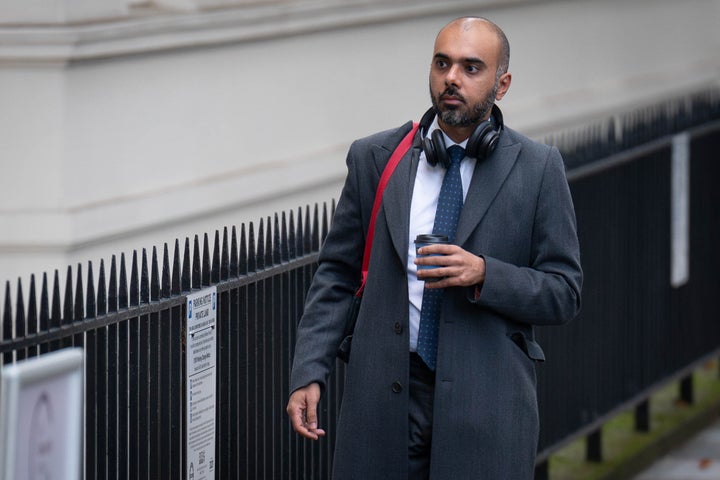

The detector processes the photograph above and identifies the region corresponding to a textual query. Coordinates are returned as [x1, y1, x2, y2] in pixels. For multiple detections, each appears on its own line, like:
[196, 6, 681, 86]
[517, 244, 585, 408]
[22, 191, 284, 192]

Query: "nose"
[445, 64, 461, 87]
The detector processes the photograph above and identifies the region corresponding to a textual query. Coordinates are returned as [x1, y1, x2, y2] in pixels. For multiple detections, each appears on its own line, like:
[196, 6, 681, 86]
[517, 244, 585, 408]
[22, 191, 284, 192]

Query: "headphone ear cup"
[430, 129, 450, 168]
[422, 136, 438, 167]
[466, 121, 500, 160]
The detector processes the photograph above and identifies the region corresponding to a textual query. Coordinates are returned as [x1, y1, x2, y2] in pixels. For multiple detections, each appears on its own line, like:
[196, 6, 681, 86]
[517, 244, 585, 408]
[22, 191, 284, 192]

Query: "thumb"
[305, 385, 320, 427]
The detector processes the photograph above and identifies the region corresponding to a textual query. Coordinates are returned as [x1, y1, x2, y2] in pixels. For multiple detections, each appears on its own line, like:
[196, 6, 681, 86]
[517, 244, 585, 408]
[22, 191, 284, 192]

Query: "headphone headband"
[420, 105, 503, 168]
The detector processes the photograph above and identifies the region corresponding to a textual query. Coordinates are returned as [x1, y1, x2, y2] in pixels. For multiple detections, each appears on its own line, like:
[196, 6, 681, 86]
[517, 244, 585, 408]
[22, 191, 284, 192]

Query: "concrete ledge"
[0, 0, 534, 64]
[597, 399, 720, 480]
[549, 362, 720, 480]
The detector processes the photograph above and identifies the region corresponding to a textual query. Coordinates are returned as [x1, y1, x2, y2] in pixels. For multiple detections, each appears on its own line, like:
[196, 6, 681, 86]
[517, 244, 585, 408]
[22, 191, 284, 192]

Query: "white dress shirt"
[407, 117, 476, 351]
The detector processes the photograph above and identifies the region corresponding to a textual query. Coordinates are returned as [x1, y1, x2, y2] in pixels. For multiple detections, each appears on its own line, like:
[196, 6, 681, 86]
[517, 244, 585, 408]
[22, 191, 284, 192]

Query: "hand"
[287, 382, 326, 440]
[415, 244, 485, 289]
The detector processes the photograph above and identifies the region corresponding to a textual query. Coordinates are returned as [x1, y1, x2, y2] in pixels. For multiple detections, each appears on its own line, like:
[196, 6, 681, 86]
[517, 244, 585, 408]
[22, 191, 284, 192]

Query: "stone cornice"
[0, 0, 531, 65]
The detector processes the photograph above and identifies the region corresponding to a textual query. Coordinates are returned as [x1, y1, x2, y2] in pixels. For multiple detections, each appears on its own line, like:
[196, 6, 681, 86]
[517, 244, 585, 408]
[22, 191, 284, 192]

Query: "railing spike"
[172, 240, 181, 296]
[27, 275, 38, 357]
[321, 202, 329, 242]
[257, 219, 266, 270]
[39, 273, 49, 353]
[63, 265, 73, 328]
[248, 223, 257, 273]
[273, 213, 282, 265]
[141, 249, 150, 304]
[130, 251, 139, 307]
[75, 264, 85, 321]
[97, 259, 107, 316]
[51, 269, 62, 332]
[239, 224, 248, 276]
[108, 255, 118, 313]
[281, 211, 289, 263]
[296, 207, 305, 256]
[312, 203, 320, 251]
[182, 237, 192, 293]
[230, 226, 239, 277]
[288, 210, 297, 259]
[304, 205, 312, 254]
[193, 235, 202, 290]
[203, 232, 212, 287]
[151, 246, 160, 302]
[15, 279, 27, 361]
[211, 230, 220, 285]
[162, 243, 171, 299]
[72, 263, 85, 332]
[265, 216, 273, 267]
[221, 226, 230, 281]
[2, 281, 12, 364]
[86, 263, 96, 319]
[119, 253, 128, 309]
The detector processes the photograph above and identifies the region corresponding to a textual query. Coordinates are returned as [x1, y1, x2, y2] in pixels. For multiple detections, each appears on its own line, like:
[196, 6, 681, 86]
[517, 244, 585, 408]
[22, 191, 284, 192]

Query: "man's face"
[429, 21, 508, 128]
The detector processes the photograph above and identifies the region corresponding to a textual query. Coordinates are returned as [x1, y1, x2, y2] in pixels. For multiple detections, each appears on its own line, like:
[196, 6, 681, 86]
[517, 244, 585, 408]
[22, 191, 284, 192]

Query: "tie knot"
[447, 145, 465, 166]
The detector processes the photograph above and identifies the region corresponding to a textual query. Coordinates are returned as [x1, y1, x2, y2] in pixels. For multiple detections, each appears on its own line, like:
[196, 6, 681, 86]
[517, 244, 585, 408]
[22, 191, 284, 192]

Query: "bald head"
[437, 17, 510, 78]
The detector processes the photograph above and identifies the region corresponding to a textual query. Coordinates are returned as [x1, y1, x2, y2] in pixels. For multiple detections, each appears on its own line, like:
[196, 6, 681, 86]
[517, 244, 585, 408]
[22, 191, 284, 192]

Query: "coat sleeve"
[473, 146, 583, 326]
[289, 141, 367, 394]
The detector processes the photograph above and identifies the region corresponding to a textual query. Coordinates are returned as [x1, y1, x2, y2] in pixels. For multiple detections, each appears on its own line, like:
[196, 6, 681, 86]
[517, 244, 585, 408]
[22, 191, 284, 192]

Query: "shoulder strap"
[356, 122, 419, 297]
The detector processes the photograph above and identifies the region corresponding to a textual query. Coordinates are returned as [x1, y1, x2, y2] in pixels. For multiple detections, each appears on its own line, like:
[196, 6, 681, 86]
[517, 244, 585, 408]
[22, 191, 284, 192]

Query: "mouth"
[439, 90, 465, 107]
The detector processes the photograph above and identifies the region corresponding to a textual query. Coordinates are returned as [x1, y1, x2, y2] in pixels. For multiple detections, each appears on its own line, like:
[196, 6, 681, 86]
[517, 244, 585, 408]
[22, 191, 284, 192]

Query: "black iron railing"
[2, 89, 719, 479]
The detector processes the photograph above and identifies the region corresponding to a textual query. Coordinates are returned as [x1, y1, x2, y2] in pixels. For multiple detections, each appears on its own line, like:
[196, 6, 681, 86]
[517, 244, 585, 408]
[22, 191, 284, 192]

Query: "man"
[287, 16, 582, 479]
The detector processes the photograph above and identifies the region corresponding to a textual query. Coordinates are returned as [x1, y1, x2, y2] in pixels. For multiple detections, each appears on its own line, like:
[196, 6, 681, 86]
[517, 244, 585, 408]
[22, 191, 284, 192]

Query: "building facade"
[1, 0, 719, 292]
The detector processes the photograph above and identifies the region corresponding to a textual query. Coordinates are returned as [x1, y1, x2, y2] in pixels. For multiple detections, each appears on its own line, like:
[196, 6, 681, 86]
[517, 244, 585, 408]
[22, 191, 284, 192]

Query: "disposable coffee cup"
[414, 234, 449, 282]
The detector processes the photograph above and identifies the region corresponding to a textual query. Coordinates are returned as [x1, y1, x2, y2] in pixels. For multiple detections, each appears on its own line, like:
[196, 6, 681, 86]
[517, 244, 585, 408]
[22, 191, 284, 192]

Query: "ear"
[495, 72, 512, 101]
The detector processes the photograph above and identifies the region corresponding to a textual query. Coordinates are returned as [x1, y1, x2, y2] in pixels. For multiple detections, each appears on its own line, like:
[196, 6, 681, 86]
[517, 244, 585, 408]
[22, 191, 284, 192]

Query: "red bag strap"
[356, 122, 420, 297]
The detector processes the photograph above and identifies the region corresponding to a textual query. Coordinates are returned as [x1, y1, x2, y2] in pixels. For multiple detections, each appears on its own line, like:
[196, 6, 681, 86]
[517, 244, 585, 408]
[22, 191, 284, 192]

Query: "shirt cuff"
[467, 284, 483, 303]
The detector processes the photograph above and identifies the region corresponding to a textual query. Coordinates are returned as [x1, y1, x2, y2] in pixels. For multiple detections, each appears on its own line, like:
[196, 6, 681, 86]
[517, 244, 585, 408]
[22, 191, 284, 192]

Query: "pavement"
[633, 419, 720, 480]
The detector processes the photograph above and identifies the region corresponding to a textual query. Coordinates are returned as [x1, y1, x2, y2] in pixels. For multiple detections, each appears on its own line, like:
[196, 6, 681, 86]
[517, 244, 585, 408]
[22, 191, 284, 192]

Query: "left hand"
[415, 244, 485, 289]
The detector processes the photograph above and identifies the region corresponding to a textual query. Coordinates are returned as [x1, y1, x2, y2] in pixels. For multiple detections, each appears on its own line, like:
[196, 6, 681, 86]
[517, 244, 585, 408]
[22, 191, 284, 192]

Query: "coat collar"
[369, 126, 521, 266]
[370, 135, 421, 264]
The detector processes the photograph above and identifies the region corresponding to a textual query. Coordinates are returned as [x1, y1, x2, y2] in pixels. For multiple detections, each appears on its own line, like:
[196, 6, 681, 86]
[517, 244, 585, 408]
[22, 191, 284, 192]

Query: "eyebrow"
[433, 52, 486, 66]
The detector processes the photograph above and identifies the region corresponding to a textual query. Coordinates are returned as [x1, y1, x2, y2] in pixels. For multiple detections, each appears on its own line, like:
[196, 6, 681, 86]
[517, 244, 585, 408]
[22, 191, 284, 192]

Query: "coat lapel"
[455, 132, 521, 247]
[370, 140, 421, 265]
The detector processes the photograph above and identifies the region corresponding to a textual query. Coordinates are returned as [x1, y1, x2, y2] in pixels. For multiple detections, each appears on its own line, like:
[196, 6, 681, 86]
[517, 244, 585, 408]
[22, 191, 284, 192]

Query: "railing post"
[586, 427, 603, 463]
[680, 374, 694, 405]
[534, 459, 549, 480]
[635, 399, 650, 432]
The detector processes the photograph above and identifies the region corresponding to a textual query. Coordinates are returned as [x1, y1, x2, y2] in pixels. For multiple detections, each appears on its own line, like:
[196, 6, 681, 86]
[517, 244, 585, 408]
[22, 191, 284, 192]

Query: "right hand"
[286, 382, 326, 440]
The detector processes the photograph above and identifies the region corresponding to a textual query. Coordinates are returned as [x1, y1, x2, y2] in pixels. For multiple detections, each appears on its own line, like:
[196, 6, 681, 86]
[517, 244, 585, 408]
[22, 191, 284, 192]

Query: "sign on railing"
[0, 348, 84, 480]
[186, 287, 217, 480]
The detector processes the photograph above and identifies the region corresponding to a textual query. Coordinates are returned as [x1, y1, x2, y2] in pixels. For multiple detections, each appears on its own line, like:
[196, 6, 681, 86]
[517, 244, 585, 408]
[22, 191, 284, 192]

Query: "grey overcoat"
[290, 119, 583, 479]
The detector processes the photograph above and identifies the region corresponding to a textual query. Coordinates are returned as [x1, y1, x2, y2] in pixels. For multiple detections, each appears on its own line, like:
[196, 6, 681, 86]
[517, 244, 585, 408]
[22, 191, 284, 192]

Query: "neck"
[438, 121, 474, 144]
[438, 112, 492, 144]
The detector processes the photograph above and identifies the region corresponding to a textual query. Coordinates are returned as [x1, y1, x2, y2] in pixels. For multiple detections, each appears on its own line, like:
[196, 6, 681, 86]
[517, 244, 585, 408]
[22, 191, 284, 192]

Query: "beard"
[430, 80, 498, 127]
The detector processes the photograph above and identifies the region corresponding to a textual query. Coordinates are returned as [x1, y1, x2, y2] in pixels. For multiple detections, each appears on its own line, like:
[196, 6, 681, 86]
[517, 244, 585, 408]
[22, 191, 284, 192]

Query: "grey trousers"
[408, 353, 435, 480]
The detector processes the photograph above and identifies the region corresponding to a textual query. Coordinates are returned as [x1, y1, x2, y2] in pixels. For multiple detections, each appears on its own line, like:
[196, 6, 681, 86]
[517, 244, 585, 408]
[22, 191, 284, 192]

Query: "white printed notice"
[186, 287, 217, 480]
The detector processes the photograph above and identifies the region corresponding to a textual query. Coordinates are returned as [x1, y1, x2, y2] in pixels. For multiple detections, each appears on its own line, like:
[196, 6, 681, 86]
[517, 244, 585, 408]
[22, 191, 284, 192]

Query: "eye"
[435, 59, 448, 69]
[466, 64, 480, 74]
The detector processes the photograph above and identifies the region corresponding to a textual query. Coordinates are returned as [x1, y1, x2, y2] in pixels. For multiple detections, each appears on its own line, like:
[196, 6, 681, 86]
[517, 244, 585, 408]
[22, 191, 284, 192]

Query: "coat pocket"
[508, 331, 545, 362]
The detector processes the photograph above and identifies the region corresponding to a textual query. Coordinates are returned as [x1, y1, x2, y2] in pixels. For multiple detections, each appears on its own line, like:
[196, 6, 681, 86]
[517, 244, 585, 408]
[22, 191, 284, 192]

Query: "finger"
[418, 244, 457, 255]
[287, 401, 306, 431]
[290, 407, 324, 440]
[305, 398, 319, 431]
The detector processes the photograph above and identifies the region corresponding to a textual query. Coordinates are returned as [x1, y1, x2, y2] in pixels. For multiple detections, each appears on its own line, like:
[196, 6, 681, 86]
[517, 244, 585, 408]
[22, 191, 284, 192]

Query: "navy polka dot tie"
[417, 145, 465, 371]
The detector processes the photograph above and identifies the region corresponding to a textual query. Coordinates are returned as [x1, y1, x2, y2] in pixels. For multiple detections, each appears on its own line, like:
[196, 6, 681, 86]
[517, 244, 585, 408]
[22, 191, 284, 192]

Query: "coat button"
[392, 381, 403, 393]
[393, 322, 403, 334]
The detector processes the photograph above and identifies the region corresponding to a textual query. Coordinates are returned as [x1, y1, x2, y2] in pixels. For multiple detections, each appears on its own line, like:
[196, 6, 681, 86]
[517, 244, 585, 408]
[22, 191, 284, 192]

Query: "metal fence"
[1, 90, 719, 479]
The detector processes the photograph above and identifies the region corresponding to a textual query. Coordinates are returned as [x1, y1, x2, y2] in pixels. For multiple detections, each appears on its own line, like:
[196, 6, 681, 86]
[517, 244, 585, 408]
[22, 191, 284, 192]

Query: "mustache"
[439, 87, 465, 102]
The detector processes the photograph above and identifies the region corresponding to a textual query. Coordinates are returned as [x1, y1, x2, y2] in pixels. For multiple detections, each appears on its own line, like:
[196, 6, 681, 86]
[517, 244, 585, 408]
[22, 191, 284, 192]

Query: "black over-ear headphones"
[419, 104, 504, 168]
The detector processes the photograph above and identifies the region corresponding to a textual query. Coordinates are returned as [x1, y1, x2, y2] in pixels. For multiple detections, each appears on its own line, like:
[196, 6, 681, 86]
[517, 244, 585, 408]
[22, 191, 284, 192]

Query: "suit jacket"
[290, 118, 583, 479]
